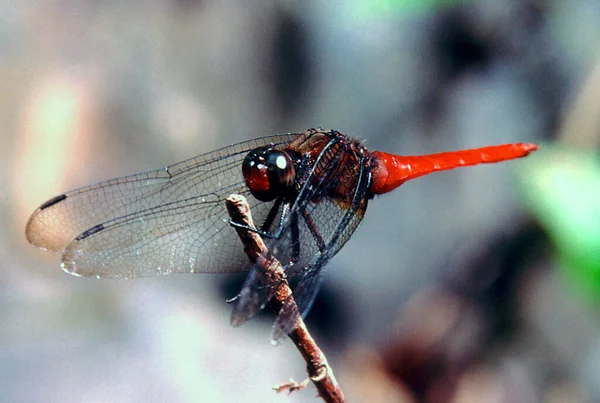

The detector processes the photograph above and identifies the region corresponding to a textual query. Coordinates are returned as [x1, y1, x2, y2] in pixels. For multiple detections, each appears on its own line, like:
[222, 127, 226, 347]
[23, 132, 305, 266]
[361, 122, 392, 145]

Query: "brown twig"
[226, 194, 346, 403]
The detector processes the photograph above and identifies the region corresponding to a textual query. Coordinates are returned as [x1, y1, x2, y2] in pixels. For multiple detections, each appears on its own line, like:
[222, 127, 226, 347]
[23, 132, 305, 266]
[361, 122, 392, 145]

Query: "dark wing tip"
[74, 224, 105, 241]
[38, 194, 67, 210]
[25, 194, 71, 251]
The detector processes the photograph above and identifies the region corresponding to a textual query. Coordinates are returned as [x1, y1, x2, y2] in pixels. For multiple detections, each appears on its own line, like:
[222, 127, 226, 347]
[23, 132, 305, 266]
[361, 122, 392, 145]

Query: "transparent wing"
[269, 191, 368, 340]
[25, 134, 298, 278]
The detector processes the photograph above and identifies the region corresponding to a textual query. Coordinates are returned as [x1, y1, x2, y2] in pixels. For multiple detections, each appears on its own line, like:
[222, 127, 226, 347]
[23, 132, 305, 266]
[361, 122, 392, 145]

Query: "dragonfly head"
[242, 147, 296, 202]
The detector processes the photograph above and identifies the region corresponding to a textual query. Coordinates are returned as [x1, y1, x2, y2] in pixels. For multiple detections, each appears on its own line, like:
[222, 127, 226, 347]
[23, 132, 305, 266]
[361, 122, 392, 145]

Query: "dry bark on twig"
[226, 194, 346, 403]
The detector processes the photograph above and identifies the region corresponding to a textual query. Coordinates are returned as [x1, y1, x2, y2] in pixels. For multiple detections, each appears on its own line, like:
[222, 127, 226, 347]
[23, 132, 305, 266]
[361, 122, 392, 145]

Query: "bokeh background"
[2, 1, 600, 402]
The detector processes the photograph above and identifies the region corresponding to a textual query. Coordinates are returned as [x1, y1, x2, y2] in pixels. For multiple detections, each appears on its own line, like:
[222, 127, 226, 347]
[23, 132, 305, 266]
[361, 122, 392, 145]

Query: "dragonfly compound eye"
[242, 147, 296, 202]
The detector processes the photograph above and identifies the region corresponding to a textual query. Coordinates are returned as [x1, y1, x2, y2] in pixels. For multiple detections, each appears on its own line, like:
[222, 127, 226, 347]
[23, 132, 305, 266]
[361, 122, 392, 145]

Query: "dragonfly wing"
[60, 190, 251, 278]
[271, 274, 322, 342]
[230, 265, 270, 328]
[26, 134, 298, 278]
[269, 194, 368, 340]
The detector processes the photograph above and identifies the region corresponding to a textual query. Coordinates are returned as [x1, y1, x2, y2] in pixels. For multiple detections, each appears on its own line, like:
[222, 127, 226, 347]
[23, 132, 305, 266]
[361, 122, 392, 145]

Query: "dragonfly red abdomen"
[368, 143, 539, 195]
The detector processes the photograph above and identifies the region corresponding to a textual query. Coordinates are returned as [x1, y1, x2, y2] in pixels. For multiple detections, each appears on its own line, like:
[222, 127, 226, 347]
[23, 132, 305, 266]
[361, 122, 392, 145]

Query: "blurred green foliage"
[517, 144, 600, 300]
[353, 0, 474, 18]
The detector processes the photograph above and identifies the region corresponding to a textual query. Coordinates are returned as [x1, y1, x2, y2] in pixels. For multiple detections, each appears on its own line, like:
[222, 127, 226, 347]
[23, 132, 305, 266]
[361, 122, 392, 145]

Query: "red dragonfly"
[26, 128, 537, 339]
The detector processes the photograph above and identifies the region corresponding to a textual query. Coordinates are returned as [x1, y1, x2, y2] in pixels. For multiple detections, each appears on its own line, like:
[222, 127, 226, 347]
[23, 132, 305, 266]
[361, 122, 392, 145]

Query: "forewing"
[25, 134, 298, 278]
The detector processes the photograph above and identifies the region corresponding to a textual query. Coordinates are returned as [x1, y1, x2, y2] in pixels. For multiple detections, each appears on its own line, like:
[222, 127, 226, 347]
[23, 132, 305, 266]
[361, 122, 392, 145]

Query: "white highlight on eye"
[275, 155, 287, 169]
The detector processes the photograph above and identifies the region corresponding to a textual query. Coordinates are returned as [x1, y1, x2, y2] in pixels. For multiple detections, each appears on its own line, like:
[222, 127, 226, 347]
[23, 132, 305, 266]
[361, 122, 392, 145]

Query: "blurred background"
[2, 0, 600, 402]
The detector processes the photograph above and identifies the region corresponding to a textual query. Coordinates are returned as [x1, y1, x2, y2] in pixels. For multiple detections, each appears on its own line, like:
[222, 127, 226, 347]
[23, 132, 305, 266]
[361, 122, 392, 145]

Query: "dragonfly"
[25, 128, 537, 339]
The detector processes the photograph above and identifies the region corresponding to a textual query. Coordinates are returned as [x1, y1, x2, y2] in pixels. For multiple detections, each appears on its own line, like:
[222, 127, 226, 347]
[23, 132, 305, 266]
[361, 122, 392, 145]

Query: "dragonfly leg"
[228, 196, 291, 240]
[290, 213, 300, 264]
[259, 196, 284, 233]
[301, 210, 327, 253]
[226, 294, 239, 303]
[272, 201, 291, 236]
[228, 220, 277, 239]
